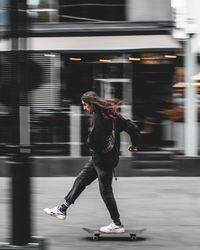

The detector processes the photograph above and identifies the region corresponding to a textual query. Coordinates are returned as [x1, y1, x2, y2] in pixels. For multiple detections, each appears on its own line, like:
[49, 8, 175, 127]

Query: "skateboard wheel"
[93, 235, 99, 241]
[130, 234, 137, 241]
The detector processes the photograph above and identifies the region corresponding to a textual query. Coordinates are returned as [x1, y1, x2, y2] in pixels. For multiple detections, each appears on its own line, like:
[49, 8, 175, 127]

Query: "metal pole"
[184, 0, 198, 156]
[9, 0, 31, 245]
[184, 34, 198, 156]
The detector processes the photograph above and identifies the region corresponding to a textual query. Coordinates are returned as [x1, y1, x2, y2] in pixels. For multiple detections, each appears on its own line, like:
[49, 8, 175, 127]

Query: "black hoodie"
[87, 110, 140, 156]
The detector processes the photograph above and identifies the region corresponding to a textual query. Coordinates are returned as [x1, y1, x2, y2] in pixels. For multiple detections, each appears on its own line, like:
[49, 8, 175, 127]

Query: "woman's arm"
[118, 116, 140, 148]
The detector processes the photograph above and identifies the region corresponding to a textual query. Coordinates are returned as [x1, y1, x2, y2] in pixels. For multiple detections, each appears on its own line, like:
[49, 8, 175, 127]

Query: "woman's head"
[81, 91, 97, 114]
[82, 100, 95, 114]
[81, 91, 122, 119]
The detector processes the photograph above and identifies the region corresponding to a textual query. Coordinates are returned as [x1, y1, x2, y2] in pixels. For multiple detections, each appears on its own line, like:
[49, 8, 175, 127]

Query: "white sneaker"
[43, 206, 66, 220]
[100, 222, 125, 233]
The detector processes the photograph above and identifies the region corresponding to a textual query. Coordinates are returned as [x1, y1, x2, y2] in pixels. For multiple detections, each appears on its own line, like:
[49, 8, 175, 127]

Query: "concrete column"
[184, 35, 198, 156]
[70, 105, 81, 157]
[20, 106, 30, 146]
[120, 105, 132, 156]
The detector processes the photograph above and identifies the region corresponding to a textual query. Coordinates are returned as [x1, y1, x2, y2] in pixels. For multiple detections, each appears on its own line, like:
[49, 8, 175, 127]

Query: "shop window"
[0, 51, 178, 155]
[59, 0, 125, 22]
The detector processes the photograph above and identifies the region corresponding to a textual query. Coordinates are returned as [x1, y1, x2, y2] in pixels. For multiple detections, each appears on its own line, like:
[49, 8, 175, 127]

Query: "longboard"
[82, 227, 146, 241]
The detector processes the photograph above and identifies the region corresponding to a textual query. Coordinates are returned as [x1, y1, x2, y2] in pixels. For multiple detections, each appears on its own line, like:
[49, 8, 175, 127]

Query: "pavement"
[1, 177, 200, 250]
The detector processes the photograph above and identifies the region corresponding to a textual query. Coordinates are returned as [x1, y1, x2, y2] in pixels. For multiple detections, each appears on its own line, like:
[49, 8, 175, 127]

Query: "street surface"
[1, 177, 200, 250]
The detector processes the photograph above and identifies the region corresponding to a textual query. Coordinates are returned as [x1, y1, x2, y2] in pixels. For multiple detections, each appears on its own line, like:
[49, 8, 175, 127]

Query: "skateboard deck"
[82, 227, 146, 241]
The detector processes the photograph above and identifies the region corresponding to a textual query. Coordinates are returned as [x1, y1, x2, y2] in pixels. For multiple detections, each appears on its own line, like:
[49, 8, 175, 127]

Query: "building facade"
[0, 0, 184, 159]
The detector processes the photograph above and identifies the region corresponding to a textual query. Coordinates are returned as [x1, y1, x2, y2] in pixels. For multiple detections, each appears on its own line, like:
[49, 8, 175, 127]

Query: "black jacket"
[87, 110, 140, 156]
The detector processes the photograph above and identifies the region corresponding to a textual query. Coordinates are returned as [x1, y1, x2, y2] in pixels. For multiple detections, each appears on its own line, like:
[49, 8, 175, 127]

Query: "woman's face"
[82, 101, 95, 113]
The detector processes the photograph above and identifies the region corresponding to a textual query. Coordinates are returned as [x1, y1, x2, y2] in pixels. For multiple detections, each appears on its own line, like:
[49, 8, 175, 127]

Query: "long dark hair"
[81, 91, 122, 119]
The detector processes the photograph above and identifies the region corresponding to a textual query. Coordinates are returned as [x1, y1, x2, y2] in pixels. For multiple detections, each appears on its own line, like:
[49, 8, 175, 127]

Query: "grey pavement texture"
[1, 177, 200, 250]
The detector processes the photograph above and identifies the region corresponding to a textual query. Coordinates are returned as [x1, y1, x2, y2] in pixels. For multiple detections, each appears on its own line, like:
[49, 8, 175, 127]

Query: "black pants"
[64, 158, 120, 221]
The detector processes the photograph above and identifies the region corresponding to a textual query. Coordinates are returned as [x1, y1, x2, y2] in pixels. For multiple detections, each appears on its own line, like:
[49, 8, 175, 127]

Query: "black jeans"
[64, 158, 120, 221]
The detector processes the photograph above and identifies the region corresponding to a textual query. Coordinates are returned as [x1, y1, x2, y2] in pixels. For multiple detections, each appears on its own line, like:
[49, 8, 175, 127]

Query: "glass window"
[28, 0, 59, 23]
[0, 51, 177, 155]
[0, 0, 10, 25]
[27, 0, 172, 24]
[30, 52, 175, 155]
[59, 0, 125, 22]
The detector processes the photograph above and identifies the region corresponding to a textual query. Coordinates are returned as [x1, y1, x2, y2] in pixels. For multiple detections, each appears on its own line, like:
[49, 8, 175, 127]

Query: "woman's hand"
[128, 145, 138, 152]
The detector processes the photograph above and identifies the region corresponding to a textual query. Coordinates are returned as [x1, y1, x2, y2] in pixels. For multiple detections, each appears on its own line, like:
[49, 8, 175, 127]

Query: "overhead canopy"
[27, 34, 181, 52]
[0, 34, 181, 52]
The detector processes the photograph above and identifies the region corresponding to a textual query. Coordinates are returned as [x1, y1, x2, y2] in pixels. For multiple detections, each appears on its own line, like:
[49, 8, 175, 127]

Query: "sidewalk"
[1, 177, 200, 250]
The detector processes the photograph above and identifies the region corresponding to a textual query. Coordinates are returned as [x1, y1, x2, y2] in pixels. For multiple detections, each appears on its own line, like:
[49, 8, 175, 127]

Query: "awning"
[0, 34, 181, 52]
[27, 34, 181, 51]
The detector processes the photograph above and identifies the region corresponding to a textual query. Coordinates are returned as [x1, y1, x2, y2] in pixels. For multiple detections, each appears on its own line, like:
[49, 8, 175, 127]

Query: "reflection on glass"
[28, 0, 58, 22]
[0, 0, 10, 25]
[59, 0, 125, 23]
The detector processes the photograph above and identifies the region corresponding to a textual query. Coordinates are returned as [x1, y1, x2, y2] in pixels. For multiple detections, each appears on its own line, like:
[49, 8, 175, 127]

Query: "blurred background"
[0, 0, 200, 174]
[0, 0, 200, 163]
[0, 0, 200, 248]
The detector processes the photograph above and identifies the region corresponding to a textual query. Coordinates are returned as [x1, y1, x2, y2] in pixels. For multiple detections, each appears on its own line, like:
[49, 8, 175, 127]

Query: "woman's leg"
[43, 159, 98, 219]
[95, 166, 120, 222]
[64, 159, 97, 205]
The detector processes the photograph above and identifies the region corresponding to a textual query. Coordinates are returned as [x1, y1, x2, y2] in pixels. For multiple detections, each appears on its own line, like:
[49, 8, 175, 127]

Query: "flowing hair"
[81, 91, 122, 119]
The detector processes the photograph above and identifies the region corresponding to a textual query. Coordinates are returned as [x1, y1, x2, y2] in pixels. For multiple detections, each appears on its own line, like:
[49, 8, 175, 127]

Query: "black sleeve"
[118, 116, 140, 146]
[87, 112, 107, 152]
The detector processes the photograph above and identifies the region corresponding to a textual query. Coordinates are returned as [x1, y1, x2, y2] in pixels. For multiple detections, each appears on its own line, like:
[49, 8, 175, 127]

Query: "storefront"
[11, 34, 180, 156]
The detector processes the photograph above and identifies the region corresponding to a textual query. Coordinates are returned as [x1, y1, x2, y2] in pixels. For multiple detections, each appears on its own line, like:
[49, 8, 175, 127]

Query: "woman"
[44, 91, 140, 233]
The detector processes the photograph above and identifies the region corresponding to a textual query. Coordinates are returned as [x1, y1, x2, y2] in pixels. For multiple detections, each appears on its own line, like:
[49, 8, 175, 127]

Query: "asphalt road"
[1, 177, 200, 250]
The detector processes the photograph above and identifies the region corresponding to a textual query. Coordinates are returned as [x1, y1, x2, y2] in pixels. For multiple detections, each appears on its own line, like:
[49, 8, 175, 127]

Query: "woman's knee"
[99, 178, 113, 196]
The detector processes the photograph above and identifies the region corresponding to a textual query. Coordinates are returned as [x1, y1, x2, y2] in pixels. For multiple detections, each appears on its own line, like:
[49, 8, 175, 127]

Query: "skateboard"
[82, 227, 146, 241]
